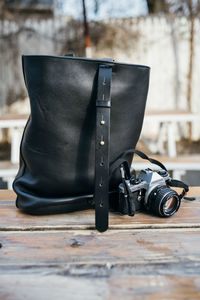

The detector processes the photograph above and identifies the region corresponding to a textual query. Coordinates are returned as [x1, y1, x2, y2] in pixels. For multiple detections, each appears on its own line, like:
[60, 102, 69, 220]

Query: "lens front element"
[148, 186, 180, 217]
[163, 196, 177, 214]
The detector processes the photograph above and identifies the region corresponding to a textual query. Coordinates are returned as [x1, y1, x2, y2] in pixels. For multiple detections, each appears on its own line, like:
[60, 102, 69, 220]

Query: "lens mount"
[148, 185, 180, 217]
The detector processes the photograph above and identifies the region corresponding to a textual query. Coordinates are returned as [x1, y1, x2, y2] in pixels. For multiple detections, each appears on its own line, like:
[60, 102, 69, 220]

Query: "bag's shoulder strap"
[95, 64, 112, 232]
[63, 56, 113, 231]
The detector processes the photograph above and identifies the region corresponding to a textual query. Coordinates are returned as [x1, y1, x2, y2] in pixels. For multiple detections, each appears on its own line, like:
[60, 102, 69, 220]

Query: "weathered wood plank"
[1, 229, 200, 266]
[0, 264, 200, 300]
[0, 189, 200, 230]
[1, 229, 200, 298]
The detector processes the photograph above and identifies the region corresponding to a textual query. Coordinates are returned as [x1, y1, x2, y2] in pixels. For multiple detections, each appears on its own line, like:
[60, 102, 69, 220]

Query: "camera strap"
[166, 179, 189, 200]
[110, 149, 167, 176]
[120, 162, 136, 216]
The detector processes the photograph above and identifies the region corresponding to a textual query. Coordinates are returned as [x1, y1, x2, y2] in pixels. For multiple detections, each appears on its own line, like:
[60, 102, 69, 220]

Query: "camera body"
[119, 168, 180, 217]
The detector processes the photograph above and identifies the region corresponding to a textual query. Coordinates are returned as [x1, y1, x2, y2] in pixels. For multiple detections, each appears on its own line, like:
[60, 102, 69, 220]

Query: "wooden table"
[1, 188, 200, 299]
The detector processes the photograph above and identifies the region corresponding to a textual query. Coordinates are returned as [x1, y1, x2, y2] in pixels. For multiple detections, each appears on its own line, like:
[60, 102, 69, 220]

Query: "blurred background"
[0, 0, 200, 189]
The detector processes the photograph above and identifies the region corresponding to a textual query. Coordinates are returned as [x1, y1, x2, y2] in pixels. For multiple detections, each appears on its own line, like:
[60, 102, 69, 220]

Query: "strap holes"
[100, 162, 104, 167]
[99, 183, 103, 187]
[100, 202, 103, 208]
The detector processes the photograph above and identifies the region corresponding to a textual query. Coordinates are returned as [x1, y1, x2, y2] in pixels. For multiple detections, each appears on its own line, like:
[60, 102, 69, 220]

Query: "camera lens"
[148, 186, 180, 217]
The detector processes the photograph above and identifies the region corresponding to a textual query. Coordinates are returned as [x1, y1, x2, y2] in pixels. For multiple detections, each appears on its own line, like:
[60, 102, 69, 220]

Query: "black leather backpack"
[13, 54, 150, 232]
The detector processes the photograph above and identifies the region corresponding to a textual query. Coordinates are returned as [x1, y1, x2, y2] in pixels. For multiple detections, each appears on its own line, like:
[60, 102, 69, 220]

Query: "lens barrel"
[148, 185, 180, 217]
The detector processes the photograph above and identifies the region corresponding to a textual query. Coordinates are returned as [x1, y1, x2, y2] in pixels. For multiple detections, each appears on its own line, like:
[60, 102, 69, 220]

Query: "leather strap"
[95, 65, 112, 232]
[167, 178, 189, 200]
[110, 149, 167, 176]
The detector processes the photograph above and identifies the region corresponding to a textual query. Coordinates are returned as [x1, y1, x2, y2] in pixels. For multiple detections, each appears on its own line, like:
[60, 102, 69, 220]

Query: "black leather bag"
[13, 55, 150, 232]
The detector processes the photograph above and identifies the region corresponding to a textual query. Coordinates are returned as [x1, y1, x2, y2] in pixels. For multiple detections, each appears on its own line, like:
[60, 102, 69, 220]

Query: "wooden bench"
[0, 114, 28, 188]
[144, 110, 199, 157]
[0, 188, 200, 299]
[1, 154, 200, 189]
[132, 154, 200, 180]
[0, 113, 28, 164]
[0, 161, 18, 189]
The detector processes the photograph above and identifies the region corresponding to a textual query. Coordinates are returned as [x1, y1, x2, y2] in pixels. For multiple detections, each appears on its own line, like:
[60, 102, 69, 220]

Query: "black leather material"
[13, 55, 150, 230]
[95, 65, 112, 232]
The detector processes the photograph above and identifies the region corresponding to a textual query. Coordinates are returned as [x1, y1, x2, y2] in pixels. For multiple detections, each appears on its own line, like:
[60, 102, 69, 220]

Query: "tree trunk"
[147, 0, 167, 14]
[187, 14, 194, 139]
[82, 0, 91, 57]
[168, 16, 180, 109]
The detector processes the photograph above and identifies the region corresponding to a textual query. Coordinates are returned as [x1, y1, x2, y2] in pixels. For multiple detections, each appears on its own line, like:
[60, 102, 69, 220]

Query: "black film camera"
[119, 167, 182, 217]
